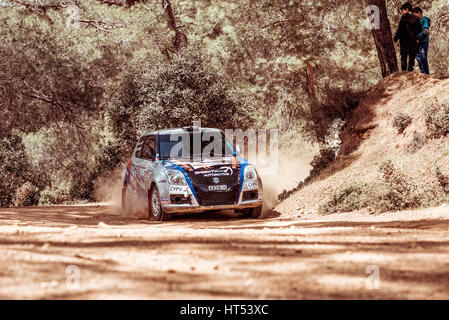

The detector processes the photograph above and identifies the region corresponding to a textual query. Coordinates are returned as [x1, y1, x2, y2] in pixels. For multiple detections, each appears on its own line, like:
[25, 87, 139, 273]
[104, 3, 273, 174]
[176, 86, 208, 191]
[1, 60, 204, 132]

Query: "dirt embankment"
[276, 72, 449, 217]
[1, 204, 449, 299]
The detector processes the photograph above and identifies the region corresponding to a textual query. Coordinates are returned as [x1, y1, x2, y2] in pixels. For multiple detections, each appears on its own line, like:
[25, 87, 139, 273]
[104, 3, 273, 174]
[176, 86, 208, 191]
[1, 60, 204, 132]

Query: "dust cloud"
[93, 165, 147, 219]
[256, 154, 312, 217]
[94, 165, 124, 208]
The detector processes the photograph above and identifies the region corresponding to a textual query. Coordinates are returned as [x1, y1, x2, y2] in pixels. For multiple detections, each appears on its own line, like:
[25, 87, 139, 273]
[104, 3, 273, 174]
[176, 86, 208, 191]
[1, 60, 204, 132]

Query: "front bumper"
[162, 199, 263, 214]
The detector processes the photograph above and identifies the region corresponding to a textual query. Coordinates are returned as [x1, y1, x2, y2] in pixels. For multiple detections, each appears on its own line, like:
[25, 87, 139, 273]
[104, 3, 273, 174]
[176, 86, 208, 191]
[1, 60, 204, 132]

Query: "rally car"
[121, 126, 263, 220]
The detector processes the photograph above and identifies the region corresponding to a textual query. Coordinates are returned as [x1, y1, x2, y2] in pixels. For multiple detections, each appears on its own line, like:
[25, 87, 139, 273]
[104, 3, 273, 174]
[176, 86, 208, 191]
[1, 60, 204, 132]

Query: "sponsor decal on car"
[160, 196, 170, 205]
[169, 186, 190, 193]
[195, 166, 234, 177]
[247, 182, 258, 189]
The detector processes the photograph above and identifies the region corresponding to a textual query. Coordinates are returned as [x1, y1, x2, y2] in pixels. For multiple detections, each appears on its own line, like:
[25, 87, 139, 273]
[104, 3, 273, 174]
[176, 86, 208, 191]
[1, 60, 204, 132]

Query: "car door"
[138, 135, 157, 192]
[128, 136, 145, 192]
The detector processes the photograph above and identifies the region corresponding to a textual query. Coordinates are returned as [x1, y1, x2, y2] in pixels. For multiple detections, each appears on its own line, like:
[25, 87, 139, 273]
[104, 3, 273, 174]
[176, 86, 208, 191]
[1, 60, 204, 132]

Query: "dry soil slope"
[276, 72, 449, 217]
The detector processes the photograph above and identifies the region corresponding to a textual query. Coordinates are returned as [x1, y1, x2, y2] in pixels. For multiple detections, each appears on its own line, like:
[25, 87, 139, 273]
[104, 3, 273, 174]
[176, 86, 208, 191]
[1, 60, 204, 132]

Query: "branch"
[98, 0, 140, 6]
[22, 81, 92, 151]
[79, 19, 126, 32]
[161, 0, 187, 52]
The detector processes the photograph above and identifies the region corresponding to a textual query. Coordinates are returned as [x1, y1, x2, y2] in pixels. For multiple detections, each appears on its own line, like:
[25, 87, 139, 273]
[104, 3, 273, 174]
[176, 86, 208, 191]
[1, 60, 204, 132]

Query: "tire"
[238, 206, 262, 219]
[148, 187, 172, 221]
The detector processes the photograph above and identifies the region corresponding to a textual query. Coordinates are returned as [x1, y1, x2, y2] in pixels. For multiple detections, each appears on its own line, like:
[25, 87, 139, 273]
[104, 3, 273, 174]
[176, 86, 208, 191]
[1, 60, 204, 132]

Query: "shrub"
[434, 165, 449, 194]
[392, 112, 412, 134]
[277, 182, 304, 202]
[13, 182, 39, 207]
[309, 147, 336, 178]
[319, 183, 369, 214]
[407, 131, 427, 153]
[38, 186, 71, 206]
[0, 134, 36, 207]
[375, 160, 423, 212]
[424, 99, 449, 138]
[317, 160, 445, 214]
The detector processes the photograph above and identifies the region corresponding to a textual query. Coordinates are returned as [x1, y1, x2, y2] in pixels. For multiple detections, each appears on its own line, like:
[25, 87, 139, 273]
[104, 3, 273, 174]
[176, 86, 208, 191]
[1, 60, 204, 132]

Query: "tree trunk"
[366, 0, 398, 77]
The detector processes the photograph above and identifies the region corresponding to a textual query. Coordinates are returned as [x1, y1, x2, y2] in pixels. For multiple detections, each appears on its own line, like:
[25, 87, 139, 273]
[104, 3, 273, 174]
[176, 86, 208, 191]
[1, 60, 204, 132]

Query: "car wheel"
[148, 187, 172, 221]
[238, 206, 262, 219]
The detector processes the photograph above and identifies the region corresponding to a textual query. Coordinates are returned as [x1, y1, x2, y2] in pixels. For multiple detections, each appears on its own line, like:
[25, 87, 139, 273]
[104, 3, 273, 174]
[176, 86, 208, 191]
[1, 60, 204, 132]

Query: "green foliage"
[375, 160, 423, 211]
[371, 161, 437, 212]
[0, 11, 110, 134]
[108, 50, 256, 152]
[319, 183, 369, 215]
[309, 147, 336, 178]
[0, 4, 123, 204]
[424, 99, 449, 138]
[407, 131, 427, 153]
[392, 112, 412, 134]
[38, 184, 72, 206]
[106, 76, 141, 156]
[14, 182, 40, 207]
[319, 160, 445, 214]
[73, 140, 123, 200]
[434, 165, 449, 194]
[0, 134, 36, 207]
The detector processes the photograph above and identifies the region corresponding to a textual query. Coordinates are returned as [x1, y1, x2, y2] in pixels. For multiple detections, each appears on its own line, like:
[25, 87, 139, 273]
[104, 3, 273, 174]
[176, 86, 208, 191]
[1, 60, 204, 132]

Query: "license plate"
[208, 185, 227, 191]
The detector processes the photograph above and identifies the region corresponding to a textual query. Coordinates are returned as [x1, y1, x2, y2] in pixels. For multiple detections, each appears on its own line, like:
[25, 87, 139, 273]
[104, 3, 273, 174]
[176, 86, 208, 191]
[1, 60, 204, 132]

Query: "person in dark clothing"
[413, 7, 431, 75]
[394, 2, 422, 72]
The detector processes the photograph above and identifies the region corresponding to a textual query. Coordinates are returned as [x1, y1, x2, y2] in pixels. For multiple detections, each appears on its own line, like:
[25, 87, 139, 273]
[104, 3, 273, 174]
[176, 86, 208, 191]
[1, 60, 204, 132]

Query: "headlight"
[244, 165, 258, 180]
[167, 170, 187, 186]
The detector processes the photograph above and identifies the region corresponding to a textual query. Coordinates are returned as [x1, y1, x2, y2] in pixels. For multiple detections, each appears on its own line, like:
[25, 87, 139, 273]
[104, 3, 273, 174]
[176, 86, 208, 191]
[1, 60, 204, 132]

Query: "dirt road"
[1, 204, 449, 299]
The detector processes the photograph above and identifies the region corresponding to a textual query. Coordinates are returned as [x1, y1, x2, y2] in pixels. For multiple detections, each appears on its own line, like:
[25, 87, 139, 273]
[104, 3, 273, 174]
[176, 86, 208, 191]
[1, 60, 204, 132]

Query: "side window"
[141, 136, 156, 160]
[134, 136, 145, 158]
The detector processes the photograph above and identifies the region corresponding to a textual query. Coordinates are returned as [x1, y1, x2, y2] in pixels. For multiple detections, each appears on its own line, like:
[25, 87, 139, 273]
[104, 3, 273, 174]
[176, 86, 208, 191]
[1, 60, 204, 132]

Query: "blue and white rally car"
[121, 126, 263, 220]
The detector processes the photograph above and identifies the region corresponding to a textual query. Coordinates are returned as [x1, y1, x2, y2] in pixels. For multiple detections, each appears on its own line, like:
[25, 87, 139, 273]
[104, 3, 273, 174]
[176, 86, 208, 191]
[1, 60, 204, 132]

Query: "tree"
[107, 50, 256, 153]
[366, 0, 399, 77]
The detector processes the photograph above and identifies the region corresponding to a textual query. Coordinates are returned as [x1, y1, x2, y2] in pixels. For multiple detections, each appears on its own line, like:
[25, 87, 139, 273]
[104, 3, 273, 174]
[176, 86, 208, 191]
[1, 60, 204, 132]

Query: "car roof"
[142, 127, 223, 136]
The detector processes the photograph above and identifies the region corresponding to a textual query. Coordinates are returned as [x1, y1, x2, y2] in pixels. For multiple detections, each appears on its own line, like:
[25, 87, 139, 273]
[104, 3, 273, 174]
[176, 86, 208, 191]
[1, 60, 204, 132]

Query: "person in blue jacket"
[413, 7, 431, 75]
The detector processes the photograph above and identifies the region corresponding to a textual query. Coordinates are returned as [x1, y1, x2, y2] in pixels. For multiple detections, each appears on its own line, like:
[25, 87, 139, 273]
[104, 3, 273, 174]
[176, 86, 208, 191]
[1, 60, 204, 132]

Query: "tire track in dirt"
[1, 205, 449, 299]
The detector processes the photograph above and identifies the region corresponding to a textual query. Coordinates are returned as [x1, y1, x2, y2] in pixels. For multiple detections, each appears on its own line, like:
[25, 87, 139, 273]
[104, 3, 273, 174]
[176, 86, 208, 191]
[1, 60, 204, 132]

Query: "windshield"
[159, 131, 234, 160]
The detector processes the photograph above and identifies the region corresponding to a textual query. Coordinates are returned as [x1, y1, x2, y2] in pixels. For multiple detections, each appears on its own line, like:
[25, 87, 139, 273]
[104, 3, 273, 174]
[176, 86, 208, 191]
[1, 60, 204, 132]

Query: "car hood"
[162, 156, 248, 187]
